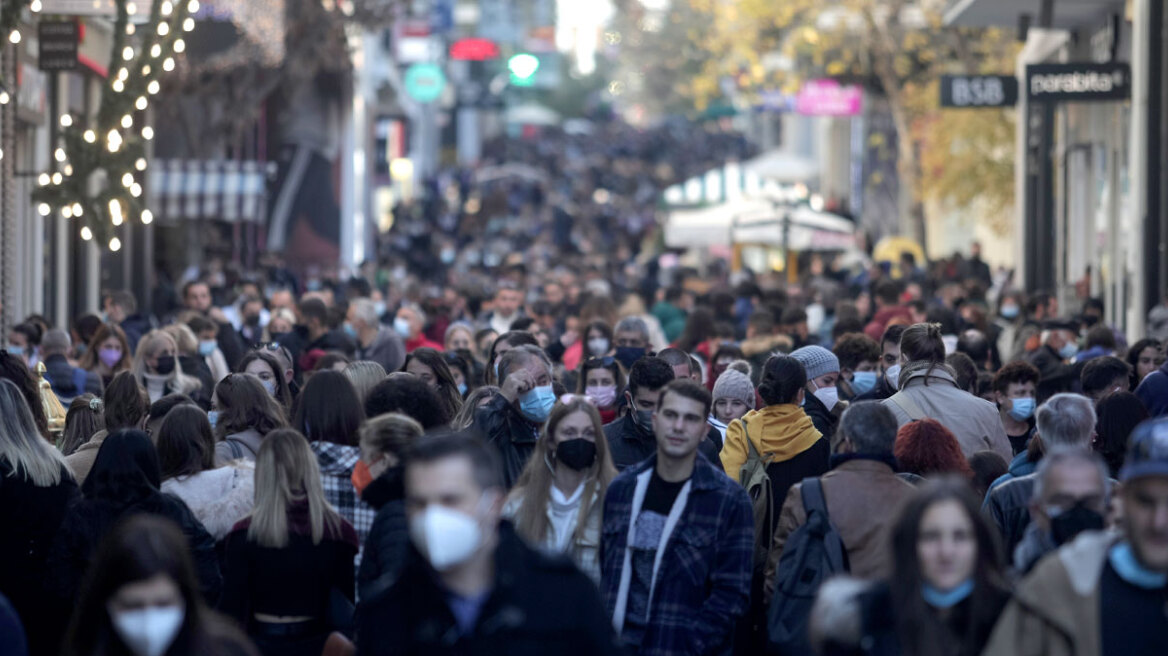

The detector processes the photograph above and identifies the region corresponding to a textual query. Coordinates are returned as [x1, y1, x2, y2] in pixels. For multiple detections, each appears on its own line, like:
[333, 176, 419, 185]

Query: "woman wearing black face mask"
[503, 399, 617, 583]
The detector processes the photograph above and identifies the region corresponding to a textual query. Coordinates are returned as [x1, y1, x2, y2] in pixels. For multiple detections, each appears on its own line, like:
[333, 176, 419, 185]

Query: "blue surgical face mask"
[343, 322, 358, 338]
[1059, 342, 1080, 360]
[261, 379, 277, 397]
[197, 340, 216, 357]
[1000, 305, 1020, 320]
[519, 385, 556, 423]
[393, 317, 412, 338]
[458, 382, 468, 396]
[6, 345, 25, 357]
[850, 371, 878, 396]
[1109, 542, 1168, 589]
[372, 301, 387, 318]
[1007, 397, 1035, 422]
[207, 410, 220, 430]
[922, 579, 974, 608]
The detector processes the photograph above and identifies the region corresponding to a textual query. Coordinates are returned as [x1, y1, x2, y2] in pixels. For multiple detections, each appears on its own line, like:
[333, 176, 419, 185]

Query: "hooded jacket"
[161, 463, 256, 541]
[883, 366, 1012, 461]
[981, 531, 1118, 656]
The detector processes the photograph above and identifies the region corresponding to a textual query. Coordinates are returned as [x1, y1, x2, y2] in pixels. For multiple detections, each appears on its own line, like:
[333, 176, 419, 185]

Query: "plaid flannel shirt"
[311, 441, 376, 567]
[601, 453, 754, 656]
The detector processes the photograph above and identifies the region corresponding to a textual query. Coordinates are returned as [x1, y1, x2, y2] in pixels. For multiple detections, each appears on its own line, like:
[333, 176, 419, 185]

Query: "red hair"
[894, 418, 973, 478]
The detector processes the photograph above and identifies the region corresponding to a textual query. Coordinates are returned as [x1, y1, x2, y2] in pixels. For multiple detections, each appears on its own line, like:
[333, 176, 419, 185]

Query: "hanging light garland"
[31, 0, 197, 249]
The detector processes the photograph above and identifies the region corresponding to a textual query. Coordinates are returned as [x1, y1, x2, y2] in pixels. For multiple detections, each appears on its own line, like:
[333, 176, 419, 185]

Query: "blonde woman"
[503, 398, 617, 583]
[343, 360, 387, 406]
[130, 330, 205, 405]
[220, 429, 358, 656]
[0, 378, 78, 654]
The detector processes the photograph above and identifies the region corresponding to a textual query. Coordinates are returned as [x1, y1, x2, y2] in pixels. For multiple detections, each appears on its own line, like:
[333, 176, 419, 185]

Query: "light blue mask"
[519, 385, 556, 423]
[343, 322, 358, 338]
[197, 340, 217, 357]
[458, 382, 468, 396]
[921, 579, 974, 608]
[1059, 342, 1080, 360]
[5, 345, 25, 357]
[885, 364, 902, 389]
[1000, 305, 1020, 320]
[1007, 397, 1036, 422]
[850, 371, 878, 396]
[207, 410, 220, 430]
[1109, 542, 1168, 589]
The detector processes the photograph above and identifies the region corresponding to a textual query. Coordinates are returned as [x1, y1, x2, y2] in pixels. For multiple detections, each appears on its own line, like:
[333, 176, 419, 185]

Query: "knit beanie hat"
[712, 361, 756, 410]
[790, 345, 840, 381]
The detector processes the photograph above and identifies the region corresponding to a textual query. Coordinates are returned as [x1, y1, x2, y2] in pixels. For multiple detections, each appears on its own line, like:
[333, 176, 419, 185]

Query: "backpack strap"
[889, 392, 928, 421]
[799, 477, 847, 570]
[800, 477, 828, 515]
[741, 416, 771, 464]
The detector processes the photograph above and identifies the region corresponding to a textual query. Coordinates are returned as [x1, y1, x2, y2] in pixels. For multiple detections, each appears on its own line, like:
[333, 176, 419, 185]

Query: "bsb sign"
[1026, 62, 1131, 102]
[940, 75, 1017, 108]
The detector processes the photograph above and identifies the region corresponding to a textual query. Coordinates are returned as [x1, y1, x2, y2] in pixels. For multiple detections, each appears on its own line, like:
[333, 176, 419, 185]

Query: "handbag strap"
[890, 393, 928, 421]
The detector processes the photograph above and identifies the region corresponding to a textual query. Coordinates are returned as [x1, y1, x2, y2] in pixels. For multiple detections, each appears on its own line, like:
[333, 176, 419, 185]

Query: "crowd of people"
[2, 122, 1168, 656]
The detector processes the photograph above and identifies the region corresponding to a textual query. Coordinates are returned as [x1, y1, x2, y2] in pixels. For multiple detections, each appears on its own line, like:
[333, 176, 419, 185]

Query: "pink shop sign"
[795, 80, 863, 117]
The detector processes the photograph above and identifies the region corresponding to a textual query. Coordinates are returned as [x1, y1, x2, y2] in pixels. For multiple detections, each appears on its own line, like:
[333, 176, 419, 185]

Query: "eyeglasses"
[585, 356, 616, 368]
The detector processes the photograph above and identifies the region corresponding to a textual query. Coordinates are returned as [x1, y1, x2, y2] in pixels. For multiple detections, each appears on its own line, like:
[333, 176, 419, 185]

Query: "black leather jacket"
[470, 395, 539, 489]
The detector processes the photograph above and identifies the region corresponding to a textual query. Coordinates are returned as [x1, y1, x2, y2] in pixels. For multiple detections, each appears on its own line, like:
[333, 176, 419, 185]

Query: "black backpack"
[766, 477, 849, 655]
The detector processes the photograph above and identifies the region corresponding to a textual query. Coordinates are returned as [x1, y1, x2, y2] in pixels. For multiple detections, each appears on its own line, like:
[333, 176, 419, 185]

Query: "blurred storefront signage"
[38, 21, 79, 72]
[450, 38, 499, 61]
[940, 75, 1018, 107]
[404, 63, 447, 104]
[40, 0, 116, 16]
[795, 80, 862, 117]
[1026, 62, 1131, 102]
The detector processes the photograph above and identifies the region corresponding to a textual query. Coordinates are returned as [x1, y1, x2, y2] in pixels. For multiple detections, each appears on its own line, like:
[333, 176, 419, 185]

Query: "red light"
[450, 38, 500, 61]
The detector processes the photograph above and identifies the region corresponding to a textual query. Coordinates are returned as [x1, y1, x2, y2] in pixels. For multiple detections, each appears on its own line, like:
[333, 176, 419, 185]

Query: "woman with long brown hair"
[810, 479, 1010, 656]
[79, 322, 133, 388]
[502, 399, 617, 583]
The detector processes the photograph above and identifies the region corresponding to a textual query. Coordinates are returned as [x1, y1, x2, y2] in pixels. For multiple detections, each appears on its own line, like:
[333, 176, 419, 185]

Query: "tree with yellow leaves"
[633, 0, 1017, 244]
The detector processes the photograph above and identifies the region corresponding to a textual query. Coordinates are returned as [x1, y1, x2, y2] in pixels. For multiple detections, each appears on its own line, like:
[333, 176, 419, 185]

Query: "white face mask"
[109, 605, 185, 656]
[587, 337, 610, 357]
[409, 503, 484, 571]
[812, 383, 839, 412]
[885, 364, 902, 389]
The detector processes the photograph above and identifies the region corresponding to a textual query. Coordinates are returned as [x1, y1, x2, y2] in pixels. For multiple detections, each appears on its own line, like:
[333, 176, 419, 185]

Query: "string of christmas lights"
[30, 0, 197, 251]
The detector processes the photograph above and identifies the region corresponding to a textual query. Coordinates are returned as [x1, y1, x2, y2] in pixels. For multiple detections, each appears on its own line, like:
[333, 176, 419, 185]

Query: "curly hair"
[894, 418, 973, 478]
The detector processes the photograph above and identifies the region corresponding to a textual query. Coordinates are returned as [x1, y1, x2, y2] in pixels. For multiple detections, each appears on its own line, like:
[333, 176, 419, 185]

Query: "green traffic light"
[508, 53, 540, 86]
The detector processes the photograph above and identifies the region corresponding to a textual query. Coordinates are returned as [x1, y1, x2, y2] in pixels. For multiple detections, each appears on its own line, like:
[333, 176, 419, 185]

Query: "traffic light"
[507, 53, 540, 87]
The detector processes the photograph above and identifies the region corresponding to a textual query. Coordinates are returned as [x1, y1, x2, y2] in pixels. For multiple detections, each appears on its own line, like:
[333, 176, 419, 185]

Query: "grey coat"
[883, 367, 1012, 461]
[357, 326, 407, 374]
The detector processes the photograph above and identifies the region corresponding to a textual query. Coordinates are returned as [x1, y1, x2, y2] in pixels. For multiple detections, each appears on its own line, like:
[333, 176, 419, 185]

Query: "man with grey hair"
[1013, 449, 1110, 574]
[347, 298, 405, 374]
[613, 316, 651, 370]
[472, 344, 555, 488]
[763, 402, 916, 601]
[985, 393, 1098, 557]
[40, 328, 102, 401]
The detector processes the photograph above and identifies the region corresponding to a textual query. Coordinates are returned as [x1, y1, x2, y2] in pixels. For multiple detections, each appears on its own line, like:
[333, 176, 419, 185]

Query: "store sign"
[38, 21, 79, 71]
[1026, 62, 1131, 102]
[940, 75, 1018, 108]
[403, 63, 447, 104]
[795, 80, 862, 117]
[450, 38, 499, 61]
[40, 0, 116, 16]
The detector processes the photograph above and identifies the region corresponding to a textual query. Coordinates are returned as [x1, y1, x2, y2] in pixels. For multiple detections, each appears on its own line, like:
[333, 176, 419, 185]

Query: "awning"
[147, 159, 270, 223]
[944, 0, 1124, 29]
[665, 198, 856, 251]
[661, 150, 820, 208]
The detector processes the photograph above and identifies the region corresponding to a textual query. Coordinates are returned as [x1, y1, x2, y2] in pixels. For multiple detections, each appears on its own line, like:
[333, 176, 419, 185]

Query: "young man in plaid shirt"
[602, 379, 754, 656]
